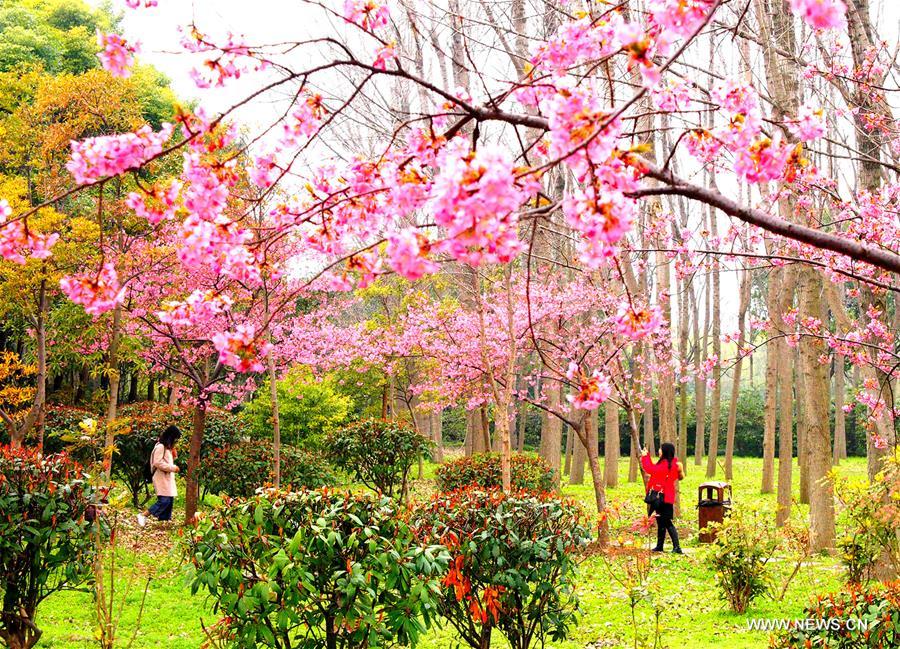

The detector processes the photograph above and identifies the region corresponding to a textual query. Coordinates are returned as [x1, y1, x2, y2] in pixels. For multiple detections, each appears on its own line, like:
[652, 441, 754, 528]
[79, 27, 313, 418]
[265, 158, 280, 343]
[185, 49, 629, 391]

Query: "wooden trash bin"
[697, 481, 732, 543]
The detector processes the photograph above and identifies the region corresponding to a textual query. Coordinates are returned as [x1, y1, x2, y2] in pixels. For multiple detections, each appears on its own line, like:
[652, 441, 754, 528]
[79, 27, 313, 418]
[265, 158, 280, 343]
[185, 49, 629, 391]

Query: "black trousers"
[650, 502, 680, 550]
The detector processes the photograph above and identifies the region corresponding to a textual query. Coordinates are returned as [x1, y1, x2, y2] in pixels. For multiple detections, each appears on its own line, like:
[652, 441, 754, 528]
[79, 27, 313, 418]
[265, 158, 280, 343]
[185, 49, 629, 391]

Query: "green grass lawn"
[36, 456, 866, 648]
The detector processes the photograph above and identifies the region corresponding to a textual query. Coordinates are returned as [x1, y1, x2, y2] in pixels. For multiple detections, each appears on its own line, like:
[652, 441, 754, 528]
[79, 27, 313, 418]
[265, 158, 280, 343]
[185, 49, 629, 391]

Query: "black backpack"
[142, 442, 159, 483]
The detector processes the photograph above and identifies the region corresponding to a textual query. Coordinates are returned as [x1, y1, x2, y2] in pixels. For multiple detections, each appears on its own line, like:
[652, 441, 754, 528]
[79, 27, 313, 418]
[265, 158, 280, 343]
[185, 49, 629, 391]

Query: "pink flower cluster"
[124, 0, 157, 7]
[157, 289, 233, 327]
[733, 136, 791, 183]
[788, 103, 827, 141]
[788, 0, 847, 30]
[59, 262, 125, 316]
[563, 180, 635, 267]
[212, 324, 272, 372]
[97, 31, 138, 78]
[386, 229, 438, 280]
[0, 200, 59, 264]
[429, 141, 529, 265]
[543, 86, 621, 178]
[566, 362, 612, 410]
[181, 29, 265, 89]
[614, 303, 664, 340]
[373, 42, 397, 70]
[67, 123, 173, 185]
[648, 0, 717, 39]
[281, 94, 326, 147]
[126, 179, 182, 224]
[343, 0, 389, 31]
[685, 129, 723, 162]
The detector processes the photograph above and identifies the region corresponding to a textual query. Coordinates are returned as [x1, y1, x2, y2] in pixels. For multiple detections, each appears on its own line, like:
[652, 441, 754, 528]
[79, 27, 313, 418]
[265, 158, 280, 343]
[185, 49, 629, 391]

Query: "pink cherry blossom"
[249, 153, 281, 188]
[97, 31, 139, 78]
[429, 141, 529, 265]
[788, 0, 847, 30]
[872, 432, 889, 450]
[649, 0, 716, 38]
[685, 129, 723, 162]
[614, 303, 664, 341]
[567, 369, 613, 410]
[126, 179, 182, 224]
[157, 290, 233, 327]
[373, 42, 397, 70]
[788, 103, 827, 141]
[344, 0, 389, 31]
[59, 262, 125, 316]
[733, 136, 790, 183]
[124, 0, 157, 7]
[212, 324, 272, 372]
[67, 123, 174, 185]
[0, 200, 59, 264]
[386, 229, 438, 280]
[281, 94, 326, 147]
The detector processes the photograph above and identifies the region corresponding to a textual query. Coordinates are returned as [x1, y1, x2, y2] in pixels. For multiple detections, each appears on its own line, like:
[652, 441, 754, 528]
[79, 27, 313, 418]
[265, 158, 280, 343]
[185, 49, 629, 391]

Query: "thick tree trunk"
[798, 267, 835, 551]
[8, 281, 48, 449]
[761, 266, 780, 493]
[692, 281, 707, 466]
[184, 402, 207, 524]
[480, 405, 491, 453]
[775, 341, 794, 527]
[796, 345, 809, 506]
[775, 269, 797, 527]
[643, 394, 655, 457]
[516, 400, 526, 452]
[705, 225, 722, 478]
[724, 269, 751, 480]
[604, 399, 620, 488]
[539, 388, 563, 485]
[569, 424, 585, 484]
[583, 415, 608, 545]
[103, 305, 123, 480]
[833, 356, 846, 464]
[655, 251, 676, 445]
[431, 410, 444, 463]
[761, 336, 778, 493]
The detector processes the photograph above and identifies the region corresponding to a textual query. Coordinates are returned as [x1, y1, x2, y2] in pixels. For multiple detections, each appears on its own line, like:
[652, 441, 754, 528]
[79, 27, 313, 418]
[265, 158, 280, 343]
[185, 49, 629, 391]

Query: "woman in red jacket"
[641, 442, 684, 554]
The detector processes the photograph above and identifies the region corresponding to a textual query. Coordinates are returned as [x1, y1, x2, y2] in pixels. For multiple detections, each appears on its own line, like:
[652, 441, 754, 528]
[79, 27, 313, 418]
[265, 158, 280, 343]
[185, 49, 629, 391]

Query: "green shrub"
[42, 405, 97, 453]
[0, 445, 103, 649]
[412, 487, 590, 649]
[770, 581, 900, 648]
[324, 419, 431, 499]
[197, 439, 334, 498]
[241, 368, 352, 449]
[708, 508, 778, 613]
[435, 452, 556, 493]
[186, 489, 449, 649]
[834, 458, 900, 584]
[111, 402, 241, 507]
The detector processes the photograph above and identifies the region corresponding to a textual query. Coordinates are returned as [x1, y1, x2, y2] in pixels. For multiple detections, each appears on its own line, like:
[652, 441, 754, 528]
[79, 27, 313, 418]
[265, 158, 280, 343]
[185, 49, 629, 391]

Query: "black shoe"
[672, 547, 684, 554]
[651, 547, 664, 553]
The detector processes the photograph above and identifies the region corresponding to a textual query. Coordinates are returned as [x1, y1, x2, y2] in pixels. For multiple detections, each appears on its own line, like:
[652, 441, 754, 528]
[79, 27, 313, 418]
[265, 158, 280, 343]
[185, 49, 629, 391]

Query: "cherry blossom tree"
[1, 0, 897, 549]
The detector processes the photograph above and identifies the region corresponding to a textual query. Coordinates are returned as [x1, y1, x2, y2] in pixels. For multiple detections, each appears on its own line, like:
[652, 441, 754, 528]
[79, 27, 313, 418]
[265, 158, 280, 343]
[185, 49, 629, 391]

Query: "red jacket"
[641, 454, 682, 504]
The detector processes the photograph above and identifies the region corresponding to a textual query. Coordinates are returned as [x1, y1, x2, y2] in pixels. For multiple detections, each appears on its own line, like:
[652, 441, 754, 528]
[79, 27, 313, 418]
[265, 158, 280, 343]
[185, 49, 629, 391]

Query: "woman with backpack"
[137, 425, 181, 527]
[641, 442, 684, 554]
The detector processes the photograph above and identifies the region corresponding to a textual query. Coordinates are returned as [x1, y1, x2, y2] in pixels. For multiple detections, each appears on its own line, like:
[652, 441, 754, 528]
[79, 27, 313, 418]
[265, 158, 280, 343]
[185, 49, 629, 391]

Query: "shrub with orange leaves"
[770, 581, 900, 648]
[412, 487, 590, 649]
